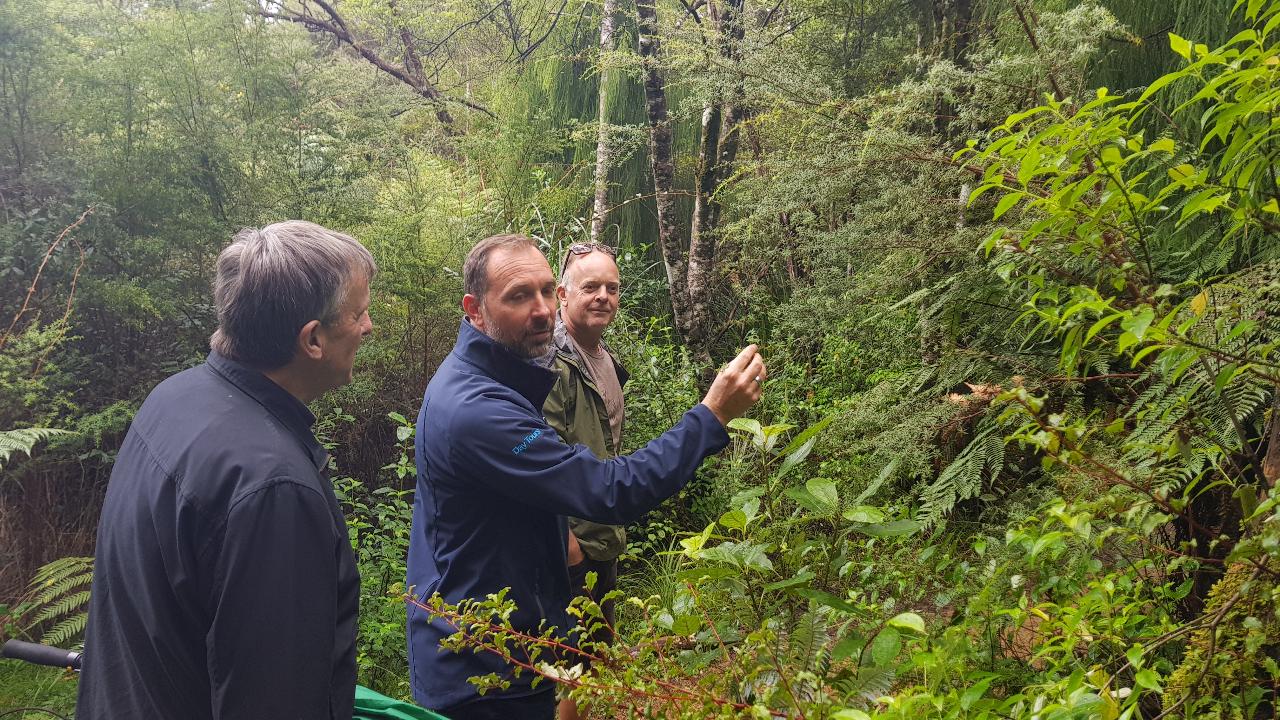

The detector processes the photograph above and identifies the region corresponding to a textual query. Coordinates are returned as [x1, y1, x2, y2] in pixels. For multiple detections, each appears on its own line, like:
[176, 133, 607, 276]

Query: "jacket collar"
[205, 351, 328, 471]
[550, 312, 630, 387]
[452, 318, 557, 409]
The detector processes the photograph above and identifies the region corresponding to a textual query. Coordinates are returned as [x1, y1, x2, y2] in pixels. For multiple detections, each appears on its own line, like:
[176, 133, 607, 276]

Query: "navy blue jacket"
[78, 352, 360, 720]
[407, 320, 729, 709]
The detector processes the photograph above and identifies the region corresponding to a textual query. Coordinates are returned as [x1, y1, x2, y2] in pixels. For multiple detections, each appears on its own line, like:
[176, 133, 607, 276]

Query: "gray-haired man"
[542, 242, 624, 720]
[78, 221, 374, 720]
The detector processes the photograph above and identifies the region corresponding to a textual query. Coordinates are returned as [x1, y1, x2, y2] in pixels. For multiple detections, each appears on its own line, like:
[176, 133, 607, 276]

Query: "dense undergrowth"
[1, 0, 1277, 716]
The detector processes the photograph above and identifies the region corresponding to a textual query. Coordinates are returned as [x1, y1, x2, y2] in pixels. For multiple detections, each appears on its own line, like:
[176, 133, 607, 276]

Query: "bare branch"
[260, 2, 496, 123]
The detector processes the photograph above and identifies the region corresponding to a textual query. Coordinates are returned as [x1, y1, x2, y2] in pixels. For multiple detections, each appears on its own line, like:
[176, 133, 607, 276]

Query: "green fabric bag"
[353, 685, 450, 720]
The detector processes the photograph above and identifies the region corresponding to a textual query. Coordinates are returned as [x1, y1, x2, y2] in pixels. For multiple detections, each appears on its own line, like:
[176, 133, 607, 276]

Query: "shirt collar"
[452, 318, 557, 409]
[205, 351, 328, 471]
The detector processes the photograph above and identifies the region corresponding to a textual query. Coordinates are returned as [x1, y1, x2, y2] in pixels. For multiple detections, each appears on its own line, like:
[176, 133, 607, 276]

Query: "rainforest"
[1, 0, 1278, 716]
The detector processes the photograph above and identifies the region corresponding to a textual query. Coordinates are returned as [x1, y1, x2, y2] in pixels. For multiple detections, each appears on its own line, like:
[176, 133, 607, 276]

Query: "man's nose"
[532, 293, 552, 318]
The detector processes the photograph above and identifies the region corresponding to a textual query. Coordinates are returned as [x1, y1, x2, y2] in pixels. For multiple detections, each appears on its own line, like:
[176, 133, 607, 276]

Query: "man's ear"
[297, 319, 324, 361]
[556, 284, 567, 304]
[462, 294, 484, 329]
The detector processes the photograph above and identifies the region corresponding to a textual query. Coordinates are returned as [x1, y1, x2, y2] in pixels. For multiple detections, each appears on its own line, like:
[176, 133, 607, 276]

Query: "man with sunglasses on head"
[542, 242, 624, 720]
[407, 234, 766, 720]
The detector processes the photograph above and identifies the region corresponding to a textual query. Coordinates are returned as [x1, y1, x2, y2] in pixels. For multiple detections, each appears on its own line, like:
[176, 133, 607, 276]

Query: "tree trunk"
[590, 0, 619, 243]
[686, 101, 722, 363]
[638, 0, 748, 378]
[636, 0, 688, 331]
[685, 0, 747, 373]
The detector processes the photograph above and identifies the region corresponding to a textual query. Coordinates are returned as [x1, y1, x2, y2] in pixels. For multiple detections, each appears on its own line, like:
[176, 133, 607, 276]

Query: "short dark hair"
[462, 234, 538, 304]
[210, 221, 376, 369]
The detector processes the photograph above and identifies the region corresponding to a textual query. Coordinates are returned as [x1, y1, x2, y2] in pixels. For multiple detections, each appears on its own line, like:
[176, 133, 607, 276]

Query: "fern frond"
[41, 614, 88, 648]
[787, 611, 825, 672]
[23, 555, 93, 648]
[32, 591, 90, 626]
[832, 665, 896, 702]
[0, 427, 69, 468]
[918, 425, 1007, 529]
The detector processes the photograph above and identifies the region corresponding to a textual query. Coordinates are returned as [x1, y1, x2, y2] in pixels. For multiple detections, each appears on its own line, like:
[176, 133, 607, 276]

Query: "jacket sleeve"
[450, 400, 729, 525]
[207, 479, 341, 720]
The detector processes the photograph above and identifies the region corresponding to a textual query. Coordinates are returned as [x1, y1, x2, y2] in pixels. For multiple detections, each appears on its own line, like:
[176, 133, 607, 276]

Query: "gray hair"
[210, 220, 377, 369]
[462, 234, 538, 304]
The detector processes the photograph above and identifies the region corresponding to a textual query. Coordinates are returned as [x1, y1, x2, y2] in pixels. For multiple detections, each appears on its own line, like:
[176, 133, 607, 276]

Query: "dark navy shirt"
[77, 352, 360, 720]
[406, 320, 730, 710]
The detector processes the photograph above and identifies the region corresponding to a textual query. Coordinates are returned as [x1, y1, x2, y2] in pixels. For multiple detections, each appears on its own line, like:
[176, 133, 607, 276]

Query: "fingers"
[728, 344, 759, 373]
[702, 346, 768, 426]
[742, 355, 765, 391]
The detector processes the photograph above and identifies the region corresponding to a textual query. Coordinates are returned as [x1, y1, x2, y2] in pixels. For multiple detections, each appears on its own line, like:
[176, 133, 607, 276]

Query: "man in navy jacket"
[407, 234, 766, 719]
[78, 221, 374, 720]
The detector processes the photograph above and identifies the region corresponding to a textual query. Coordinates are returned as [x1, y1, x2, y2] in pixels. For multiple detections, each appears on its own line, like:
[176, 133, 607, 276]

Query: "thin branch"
[1012, 1, 1065, 102]
[0, 206, 94, 353]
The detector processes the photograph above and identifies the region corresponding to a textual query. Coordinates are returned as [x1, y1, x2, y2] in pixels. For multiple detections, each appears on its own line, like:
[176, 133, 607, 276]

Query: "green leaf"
[1214, 362, 1239, 392]
[842, 505, 886, 524]
[1135, 668, 1162, 691]
[1148, 137, 1175, 153]
[1086, 312, 1124, 343]
[960, 676, 996, 710]
[886, 612, 926, 635]
[671, 614, 702, 635]
[852, 460, 898, 504]
[853, 520, 922, 538]
[778, 414, 837, 458]
[1030, 531, 1066, 558]
[832, 631, 866, 661]
[1167, 163, 1199, 187]
[791, 588, 860, 615]
[1120, 308, 1155, 341]
[785, 486, 829, 514]
[679, 523, 715, 555]
[870, 627, 902, 666]
[718, 508, 748, 532]
[1169, 32, 1191, 59]
[831, 711, 871, 720]
[806, 477, 839, 510]
[777, 436, 818, 480]
[993, 192, 1021, 220]
[763, 570, 815, 592]
[1126, 644, 1145, 669]
[726, 418, 764, 446]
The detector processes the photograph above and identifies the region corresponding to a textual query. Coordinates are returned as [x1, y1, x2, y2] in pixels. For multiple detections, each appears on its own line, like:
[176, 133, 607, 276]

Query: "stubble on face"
[480, 302, 552, 358]
[472, 245, 556, 359]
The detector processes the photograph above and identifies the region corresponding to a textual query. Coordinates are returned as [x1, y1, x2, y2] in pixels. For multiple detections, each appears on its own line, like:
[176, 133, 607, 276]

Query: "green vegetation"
[2, 0, 1277, 716]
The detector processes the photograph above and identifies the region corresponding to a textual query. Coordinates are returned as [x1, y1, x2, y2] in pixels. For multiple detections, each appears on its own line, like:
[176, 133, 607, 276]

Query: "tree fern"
[22, 555, 94, 648]
[42, 613, 89, 648]
[0, 427, 69, 469]
[918, 424, 1008, 529]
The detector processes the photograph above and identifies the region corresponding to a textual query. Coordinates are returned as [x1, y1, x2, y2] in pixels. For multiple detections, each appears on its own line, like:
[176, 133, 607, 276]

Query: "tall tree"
[636, 0, 758, 370]
[589, 0, 619, 242]
[635, 0, 686, 335]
